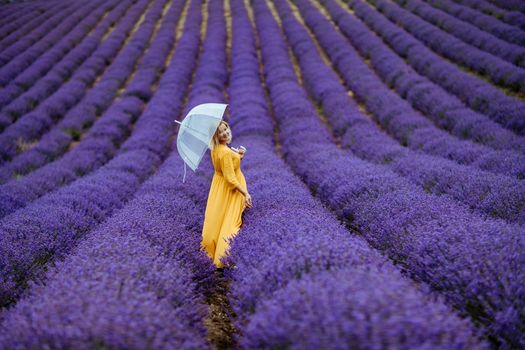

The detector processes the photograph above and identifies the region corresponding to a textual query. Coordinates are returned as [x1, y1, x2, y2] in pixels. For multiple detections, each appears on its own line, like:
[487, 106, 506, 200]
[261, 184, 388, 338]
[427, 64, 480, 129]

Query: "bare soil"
[203, 268, 238, 350]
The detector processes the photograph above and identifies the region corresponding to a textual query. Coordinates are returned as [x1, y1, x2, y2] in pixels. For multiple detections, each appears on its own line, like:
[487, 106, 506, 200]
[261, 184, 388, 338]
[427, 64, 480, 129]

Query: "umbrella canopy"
[175, 103, 228, 182]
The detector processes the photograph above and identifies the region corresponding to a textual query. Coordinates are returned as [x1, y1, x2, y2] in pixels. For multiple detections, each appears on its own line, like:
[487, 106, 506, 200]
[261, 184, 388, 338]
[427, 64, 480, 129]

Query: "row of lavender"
[0, 0, 223, 347]
[402, 0, 525, 49]
[487, 0, 525, 14]
[451, 0, 525, 30]
[271, 0, 525, 226]
[366, 0, 525, 95]
[0, 0, 182, 215]
[0, 0, 135, 184]
[344, 0, 525, 137]
[275, 0, 525, 185]
[0, 2, 40, 31]
[0, 0, 120, 119]
[0, 0, 122, 124]
[421, 0, 525, 44]
[3, 0, 523, 174]
[0, 0, 522, 348]
[0, 1, 87, 67]
[413, 0, 525, 63]
[6, 0, 519, 215]
[0, 0, 189, 308]
[314, 0, 525, 180]
[245, 0, 522, 348]
[0, 0, 487, 348]
[321, 0, 525, 158]
[0, 0, 65, 50]
[0, 0, 144, 156]
[0, 0, 66, 27]
[222, 0, 485, 348]
[4, 0, 521, 177]
[0, 0, 156, 219]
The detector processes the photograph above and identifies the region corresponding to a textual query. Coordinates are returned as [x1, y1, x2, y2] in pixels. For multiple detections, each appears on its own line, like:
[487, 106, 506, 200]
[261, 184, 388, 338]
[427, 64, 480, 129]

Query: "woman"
[201, 120, 252, 269]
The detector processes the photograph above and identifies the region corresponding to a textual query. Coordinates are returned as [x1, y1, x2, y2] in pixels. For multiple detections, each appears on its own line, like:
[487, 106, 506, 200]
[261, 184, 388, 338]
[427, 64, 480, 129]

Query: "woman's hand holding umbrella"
[231, 145, 247, 159]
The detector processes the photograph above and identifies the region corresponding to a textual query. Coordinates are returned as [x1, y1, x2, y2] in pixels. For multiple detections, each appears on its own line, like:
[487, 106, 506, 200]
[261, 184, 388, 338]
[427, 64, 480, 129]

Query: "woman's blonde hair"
[210, 120, 230, 151]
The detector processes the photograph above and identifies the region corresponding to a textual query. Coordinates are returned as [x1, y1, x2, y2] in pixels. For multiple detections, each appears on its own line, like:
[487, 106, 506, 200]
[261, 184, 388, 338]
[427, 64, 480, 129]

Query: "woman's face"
[217, 123, 231, 144]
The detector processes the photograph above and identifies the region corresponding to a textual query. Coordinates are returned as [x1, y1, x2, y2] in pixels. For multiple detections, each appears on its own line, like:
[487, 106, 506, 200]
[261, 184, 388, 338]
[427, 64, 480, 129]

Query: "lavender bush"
[364, 0, 525, 92]
[290, 0, 525, 179]
[0, 0, 202, 308]
[271, 0, 525, 225]
[391, 0, 525, 66]
[0, 0, 522, 348]
[0, 0, 150, 151]
[250, 0, 524, 347]
[0, 0, 129, 111]
[0, 1, 92, 69]
[343, 0, 525, 135]
[316, 0, 525, 155]
[0, 0, 184, 184]
[221, 1, 488, 348]
[0, 1, 63, 49]
[485, 0, 525, 14]
[0, 4, 224, 345]
[421, 0, 525, 46]
[451, 0, 525, 30]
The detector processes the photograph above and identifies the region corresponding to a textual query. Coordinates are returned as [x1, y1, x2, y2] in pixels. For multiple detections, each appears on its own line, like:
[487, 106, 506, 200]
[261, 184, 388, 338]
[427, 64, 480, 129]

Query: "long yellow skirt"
[201, 172, 247, 268]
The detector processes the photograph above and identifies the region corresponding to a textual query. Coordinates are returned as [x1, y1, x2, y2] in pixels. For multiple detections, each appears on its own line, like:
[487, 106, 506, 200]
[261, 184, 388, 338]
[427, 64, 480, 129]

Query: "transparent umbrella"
[175, 103, 228, 183]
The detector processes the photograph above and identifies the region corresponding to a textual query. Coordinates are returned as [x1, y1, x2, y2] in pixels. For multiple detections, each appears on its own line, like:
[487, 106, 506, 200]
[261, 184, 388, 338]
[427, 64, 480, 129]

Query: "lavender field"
[0, 0, 523, 348]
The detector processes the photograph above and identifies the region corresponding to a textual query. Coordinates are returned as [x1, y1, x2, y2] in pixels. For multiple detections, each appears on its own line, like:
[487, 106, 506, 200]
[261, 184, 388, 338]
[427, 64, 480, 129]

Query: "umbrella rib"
[175, 120, 214, 138]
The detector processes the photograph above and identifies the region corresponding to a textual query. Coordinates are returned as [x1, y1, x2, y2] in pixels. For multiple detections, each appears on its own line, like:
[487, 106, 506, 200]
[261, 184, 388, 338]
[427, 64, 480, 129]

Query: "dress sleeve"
[220, 151, 241, 189]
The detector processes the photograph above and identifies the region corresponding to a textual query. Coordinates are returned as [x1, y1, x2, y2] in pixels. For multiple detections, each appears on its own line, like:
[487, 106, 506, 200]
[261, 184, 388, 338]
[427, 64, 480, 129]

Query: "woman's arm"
[221, 150, 252, 208]
[220, 151, 246, 195]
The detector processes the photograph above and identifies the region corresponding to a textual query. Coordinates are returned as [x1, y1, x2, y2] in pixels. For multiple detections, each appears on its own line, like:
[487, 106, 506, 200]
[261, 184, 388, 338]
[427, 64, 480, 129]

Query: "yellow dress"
[201, 143, 247, 268]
